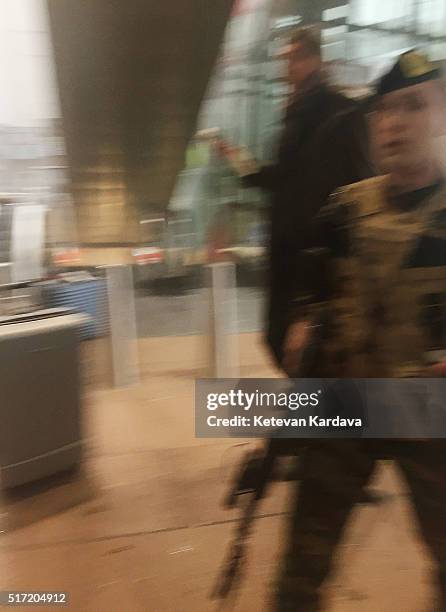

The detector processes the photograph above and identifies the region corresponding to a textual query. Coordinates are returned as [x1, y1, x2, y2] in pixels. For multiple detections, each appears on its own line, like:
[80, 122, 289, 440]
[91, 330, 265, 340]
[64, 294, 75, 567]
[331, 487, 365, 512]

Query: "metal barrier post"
[105, 265, 140, 387]
[205, 262, 239, 378]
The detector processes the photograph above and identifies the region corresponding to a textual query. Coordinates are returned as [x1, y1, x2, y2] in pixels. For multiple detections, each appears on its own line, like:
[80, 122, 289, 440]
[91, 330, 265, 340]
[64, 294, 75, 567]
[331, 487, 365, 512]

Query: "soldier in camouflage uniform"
[275, 51, 446, 611]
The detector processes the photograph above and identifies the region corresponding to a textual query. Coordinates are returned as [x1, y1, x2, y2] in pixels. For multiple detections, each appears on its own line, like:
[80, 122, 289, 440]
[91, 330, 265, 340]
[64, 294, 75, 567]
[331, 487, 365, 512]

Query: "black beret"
[376, 50, 441, 97]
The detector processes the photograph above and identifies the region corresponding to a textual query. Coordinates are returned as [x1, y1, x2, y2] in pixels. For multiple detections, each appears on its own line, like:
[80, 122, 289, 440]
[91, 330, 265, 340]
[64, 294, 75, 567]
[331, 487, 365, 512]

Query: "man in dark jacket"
[236, 26, 372, 370]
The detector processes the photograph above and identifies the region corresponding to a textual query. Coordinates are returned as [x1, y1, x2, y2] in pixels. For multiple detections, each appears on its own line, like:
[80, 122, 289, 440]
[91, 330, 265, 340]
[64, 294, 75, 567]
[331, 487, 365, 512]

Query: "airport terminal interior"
[1, 0, 446, 610]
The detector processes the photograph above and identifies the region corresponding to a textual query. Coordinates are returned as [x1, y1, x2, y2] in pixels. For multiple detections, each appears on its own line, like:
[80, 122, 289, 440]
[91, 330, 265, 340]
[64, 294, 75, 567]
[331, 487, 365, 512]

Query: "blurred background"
[1, 1, 446, 610]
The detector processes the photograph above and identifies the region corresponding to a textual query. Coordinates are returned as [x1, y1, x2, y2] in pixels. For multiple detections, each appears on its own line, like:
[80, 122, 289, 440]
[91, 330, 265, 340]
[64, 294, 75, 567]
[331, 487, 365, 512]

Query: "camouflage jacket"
[295, 176, 446, 377]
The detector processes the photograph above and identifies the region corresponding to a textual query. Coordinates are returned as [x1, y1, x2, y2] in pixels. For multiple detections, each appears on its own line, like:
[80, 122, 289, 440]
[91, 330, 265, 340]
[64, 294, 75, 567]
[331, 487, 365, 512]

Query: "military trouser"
[274, 440, 446, 611]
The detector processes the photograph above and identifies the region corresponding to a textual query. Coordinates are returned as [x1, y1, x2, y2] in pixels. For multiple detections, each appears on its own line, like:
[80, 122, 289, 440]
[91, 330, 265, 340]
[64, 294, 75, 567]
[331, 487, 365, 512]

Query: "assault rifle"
[211, 249, 328, 602]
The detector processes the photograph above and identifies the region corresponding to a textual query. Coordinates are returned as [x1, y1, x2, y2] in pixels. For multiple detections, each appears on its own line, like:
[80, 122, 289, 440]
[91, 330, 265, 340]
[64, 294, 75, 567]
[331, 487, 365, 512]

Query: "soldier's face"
[371, 81, 445, 173]
[287, 43, 321, 89]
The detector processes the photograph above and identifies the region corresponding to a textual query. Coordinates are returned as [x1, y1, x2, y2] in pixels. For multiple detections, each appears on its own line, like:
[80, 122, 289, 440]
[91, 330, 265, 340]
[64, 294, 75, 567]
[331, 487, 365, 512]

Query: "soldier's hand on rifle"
[282, 320, 312, 377]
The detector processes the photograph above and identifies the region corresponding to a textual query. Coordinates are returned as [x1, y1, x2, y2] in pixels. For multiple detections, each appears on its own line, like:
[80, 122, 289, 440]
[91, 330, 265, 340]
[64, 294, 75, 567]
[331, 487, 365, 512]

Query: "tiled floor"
[0, 333, 436, 611]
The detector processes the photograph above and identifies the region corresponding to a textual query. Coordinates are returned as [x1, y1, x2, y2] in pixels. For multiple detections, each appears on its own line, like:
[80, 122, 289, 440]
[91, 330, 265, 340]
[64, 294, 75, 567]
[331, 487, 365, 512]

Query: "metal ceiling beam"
[348, 22, 446, 43]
